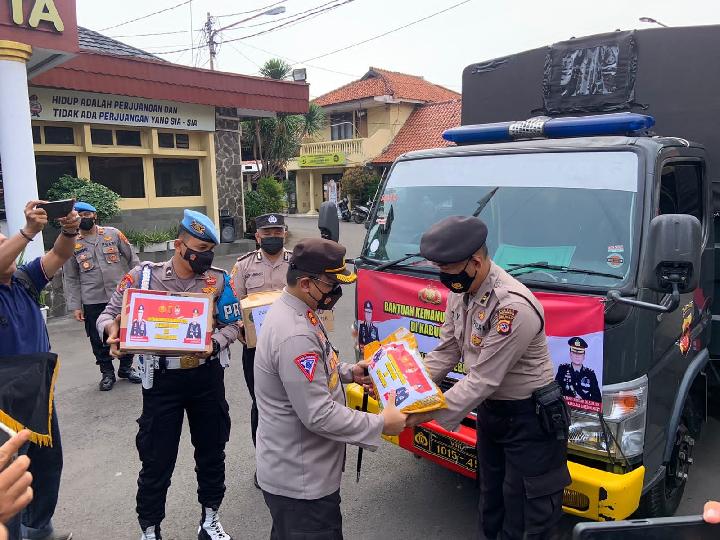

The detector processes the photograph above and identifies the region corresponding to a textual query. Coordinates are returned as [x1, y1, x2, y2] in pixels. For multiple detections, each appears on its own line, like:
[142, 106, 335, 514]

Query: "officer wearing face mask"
[97, 209, 242, 540]
[408, 216, 570, 540]
[62, 201, 141, 390]
[230, 213, 290, 487]
[254, 238, 407, 538]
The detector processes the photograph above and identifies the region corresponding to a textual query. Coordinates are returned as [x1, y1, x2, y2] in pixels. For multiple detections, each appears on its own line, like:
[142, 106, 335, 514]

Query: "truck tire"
[353, 213, 365, 224]
[636, 402, 698, 517]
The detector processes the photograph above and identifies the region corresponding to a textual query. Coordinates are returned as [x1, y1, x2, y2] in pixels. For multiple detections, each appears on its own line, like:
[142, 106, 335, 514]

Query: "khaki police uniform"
[254, 238, 382, 538]
[420, 216, 570, 540]
[63, 226, 140, 379]
[96, 210, 242, 535]
[231, 247, 291, 448]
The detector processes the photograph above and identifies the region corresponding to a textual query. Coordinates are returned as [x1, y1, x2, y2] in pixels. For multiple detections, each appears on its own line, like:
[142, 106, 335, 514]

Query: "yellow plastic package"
[365, 327, 447, 414]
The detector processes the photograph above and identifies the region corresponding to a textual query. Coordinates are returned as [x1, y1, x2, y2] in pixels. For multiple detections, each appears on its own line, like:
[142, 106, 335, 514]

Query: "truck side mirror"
[639, 214, 701, 293]
[318, 201, 340, 242]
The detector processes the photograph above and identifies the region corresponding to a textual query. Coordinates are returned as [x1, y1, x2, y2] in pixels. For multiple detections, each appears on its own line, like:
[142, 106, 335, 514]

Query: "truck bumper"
[347, 383, 646, 521]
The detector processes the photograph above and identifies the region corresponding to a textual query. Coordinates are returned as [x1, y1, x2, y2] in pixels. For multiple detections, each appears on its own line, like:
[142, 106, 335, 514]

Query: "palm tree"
[259, 58, 292, 80]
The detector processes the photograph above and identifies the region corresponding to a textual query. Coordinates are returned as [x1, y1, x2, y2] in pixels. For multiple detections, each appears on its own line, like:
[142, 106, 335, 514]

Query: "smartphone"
[0, 422, 18, 464]
[37, 198, 75, 220]
[573, 515, 717, 540]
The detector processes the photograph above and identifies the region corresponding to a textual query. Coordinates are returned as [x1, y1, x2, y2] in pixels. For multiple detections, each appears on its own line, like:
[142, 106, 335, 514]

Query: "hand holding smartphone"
[36, 199, 75, 220]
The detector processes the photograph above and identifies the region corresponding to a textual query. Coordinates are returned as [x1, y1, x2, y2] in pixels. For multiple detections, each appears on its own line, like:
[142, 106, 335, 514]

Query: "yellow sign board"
[298, 152, 346, 168]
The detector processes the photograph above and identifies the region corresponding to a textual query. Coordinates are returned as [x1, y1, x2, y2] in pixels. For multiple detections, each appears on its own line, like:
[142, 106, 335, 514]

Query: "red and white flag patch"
[294, 353, 319, 382]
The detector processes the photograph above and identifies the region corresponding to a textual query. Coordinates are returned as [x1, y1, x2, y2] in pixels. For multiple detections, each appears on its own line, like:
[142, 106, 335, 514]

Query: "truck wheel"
[353, 213, 365, 224]
[636, 414, 696, 517]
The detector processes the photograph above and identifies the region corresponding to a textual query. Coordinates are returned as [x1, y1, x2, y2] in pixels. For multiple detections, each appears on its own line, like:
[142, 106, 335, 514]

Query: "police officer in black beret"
[358, 299, 379, 347]
[408, 215, 571, 540]
[555, 337, 601, 403]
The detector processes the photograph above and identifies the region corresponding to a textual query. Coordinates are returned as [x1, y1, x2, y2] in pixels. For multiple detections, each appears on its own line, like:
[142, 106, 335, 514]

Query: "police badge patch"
[306, 310, 319, 326]
[294, 353, 319, 382]
[496, 308, 517, 336]
[117, 273, 134, 292]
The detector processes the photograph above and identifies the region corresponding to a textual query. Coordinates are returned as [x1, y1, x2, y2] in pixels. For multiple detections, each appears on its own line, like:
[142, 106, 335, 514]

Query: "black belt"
[481, 397, 536, 416]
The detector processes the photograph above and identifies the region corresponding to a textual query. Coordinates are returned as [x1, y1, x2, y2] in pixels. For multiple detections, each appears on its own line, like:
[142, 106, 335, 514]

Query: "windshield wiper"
[374, 253, 423, 272]
[507, 261, 623, 280]
[473, 187, 499, 217]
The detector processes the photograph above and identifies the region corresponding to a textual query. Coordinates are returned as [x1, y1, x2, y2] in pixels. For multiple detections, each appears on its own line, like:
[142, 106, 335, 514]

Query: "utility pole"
[205, 12, 218, 70]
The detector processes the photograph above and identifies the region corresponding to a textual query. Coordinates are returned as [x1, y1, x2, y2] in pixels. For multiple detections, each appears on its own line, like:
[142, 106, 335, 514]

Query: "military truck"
[347, 24, 720, 521]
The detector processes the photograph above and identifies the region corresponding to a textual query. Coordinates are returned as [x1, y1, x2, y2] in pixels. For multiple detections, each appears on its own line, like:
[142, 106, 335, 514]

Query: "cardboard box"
[119, 288, 214, 355]
[241, 290, 284, 348]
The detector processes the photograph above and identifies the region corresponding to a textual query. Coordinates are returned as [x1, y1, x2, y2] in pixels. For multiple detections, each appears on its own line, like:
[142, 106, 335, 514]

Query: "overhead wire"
[215, 1, 288, 18]
[220, 0, 342, 32]
[99, 0, 193, 31]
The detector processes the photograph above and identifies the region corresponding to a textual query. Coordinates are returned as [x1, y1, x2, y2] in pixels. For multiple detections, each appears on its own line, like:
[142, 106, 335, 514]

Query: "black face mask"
[309, 279, 343, 311]
[182, 243, 215, 274]
[260, 237, 284, 255]
[79, 218, 95, 231]
[439, 258, 477, 294]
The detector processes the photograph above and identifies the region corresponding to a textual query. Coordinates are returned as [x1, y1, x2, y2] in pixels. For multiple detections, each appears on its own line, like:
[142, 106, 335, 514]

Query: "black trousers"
[83, 302, 132, 373]
[242, 346, 259, 446]
[262, 490, 343, 540]
[135, 360, 231, 529]
[476, 398, 570, 540]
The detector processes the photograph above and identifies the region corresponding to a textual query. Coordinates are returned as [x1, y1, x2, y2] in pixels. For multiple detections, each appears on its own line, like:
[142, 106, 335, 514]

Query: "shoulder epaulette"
[210, 265, 229, 275]
[236, 250, 257, 263]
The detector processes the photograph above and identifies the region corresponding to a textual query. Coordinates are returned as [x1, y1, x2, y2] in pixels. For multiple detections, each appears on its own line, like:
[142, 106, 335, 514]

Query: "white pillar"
[308, 170, 316, 214]
[0, 41, 44, 259]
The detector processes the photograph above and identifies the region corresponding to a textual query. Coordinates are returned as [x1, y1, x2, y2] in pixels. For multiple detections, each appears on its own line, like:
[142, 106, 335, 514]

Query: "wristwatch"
[211, 338, 220, 357]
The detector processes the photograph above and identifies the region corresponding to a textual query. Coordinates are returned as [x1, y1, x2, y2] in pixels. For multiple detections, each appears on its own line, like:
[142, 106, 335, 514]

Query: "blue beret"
[75, 201, 97, 213]
[180, 209, 219, 244]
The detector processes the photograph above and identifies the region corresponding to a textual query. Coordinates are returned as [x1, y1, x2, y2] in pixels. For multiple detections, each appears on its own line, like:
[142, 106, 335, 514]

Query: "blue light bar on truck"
[442, 112, 656, 144]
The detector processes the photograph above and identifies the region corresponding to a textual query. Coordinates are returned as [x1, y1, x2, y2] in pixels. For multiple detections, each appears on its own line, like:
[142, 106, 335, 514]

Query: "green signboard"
[298, 152, 346, 167]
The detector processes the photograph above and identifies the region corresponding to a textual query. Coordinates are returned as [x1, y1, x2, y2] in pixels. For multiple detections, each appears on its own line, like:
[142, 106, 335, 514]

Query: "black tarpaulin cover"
[0, 353, 59, 447]
[543, 31, 638, 114]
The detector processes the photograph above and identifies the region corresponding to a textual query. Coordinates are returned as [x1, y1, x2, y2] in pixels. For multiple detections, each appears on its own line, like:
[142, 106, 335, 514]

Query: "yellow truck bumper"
[347, 383, 645, 521]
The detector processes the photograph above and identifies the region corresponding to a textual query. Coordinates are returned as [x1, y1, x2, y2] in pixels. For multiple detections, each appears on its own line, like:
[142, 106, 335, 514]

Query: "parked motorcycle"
[337, 197, 352, 222]
[351, 199, 373, 224]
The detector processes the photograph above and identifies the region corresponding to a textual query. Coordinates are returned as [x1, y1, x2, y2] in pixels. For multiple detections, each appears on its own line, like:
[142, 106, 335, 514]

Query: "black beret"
[420, 216, 488, 264]
[256, 213, 285, 229]
[290, 238, 356, 284]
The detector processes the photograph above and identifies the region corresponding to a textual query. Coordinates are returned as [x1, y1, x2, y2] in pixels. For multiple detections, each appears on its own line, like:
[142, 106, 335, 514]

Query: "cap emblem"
[191, 220, 205, 234]
[268, 215, 278, 224]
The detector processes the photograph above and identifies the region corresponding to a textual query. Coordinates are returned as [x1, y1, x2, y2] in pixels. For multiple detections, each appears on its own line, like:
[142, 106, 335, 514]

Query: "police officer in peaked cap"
[231, 212, 291, 488]
[358, 299, 379, 348]
[97, 209, 242, 540]
[407, 216, 571, 540]
[555, 336, 601, 403]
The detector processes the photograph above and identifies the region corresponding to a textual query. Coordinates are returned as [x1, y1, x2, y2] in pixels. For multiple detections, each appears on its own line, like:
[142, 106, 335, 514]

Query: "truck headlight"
[568, 375, 648, 459]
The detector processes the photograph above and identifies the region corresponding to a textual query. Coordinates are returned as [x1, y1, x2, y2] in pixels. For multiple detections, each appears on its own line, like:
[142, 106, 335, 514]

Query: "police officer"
[131, 305, 147, 337]
[555, 337, 601, 403]
[62, 201, 141, 390]
[358, 299, 379, 347]
[254, 238, 407, 539]
[97, 210, 242, 540]
[187, 308, 203, 340]
[408, 216, 570, 540]
[231, 213, 290, 486]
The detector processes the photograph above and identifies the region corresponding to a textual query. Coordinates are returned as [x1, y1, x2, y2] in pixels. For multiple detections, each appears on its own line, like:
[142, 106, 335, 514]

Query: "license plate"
[412, 426, 477, 472]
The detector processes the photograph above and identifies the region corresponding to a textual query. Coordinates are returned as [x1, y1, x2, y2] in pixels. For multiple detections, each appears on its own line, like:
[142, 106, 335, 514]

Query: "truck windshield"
[364, 151, 639, 288]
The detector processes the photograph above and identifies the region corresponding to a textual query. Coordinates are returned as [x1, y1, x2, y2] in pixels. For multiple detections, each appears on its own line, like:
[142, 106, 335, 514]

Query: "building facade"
[288, 67, 459, 213]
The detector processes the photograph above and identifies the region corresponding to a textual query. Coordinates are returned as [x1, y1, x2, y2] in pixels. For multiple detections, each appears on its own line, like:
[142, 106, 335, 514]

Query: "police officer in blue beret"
[97, 210, 242, 540]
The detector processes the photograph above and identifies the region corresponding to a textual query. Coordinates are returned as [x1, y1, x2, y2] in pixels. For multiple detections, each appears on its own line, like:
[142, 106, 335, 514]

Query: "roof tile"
[373, 99, 461, 164]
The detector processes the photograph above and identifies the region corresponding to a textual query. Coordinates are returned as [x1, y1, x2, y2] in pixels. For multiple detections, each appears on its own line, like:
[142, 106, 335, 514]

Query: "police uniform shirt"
[63, 226, 140, 310]
[358, 321, 379, 346]
[555, 363, 601, 402]
[186, 321, 202, 340]
[131, 319, 147, 337]
[424, 262, 555, 431]
[96, 260, 241, 350]
[231, 248, 291, 300]
[254, 291, 384, 500]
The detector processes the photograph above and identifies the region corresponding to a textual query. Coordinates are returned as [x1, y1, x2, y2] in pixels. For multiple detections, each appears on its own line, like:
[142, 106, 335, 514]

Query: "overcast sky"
[76, 0, 720, 99]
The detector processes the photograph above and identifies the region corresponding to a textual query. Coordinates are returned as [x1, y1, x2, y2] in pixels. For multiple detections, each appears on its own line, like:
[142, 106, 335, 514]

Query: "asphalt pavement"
[47, 216, 719, 539]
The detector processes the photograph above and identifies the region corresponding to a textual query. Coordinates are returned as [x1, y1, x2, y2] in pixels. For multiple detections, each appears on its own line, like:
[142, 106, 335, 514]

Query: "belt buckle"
[180, 355, 199, 369]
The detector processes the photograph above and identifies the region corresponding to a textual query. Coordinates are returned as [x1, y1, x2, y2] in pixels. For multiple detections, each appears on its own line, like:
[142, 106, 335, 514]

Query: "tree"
[259, 58, 292, 80]
[341, 168, 381, 205]
[243, 59, 326, 179]
[47, 175, 121, 223]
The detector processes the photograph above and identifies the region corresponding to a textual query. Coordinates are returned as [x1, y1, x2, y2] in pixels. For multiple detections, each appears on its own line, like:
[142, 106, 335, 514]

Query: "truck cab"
[348, 25, 720, 522]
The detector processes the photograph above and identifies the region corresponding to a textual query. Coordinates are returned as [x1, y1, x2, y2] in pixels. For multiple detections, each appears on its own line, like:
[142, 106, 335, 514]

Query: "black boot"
[99, 362, 116, 391]
[118, 358, 141, 384]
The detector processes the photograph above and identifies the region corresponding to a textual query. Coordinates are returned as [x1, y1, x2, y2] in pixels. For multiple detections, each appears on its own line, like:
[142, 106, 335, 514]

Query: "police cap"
[256, 213, 285, 229]
[75, 201, 97, 213]
[291, 238, 357, 284]
[180, 209, 219, 245]
[568, 336, 588, 354]
[420, 216, 488, 264]
[364, 300, 373, 311]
